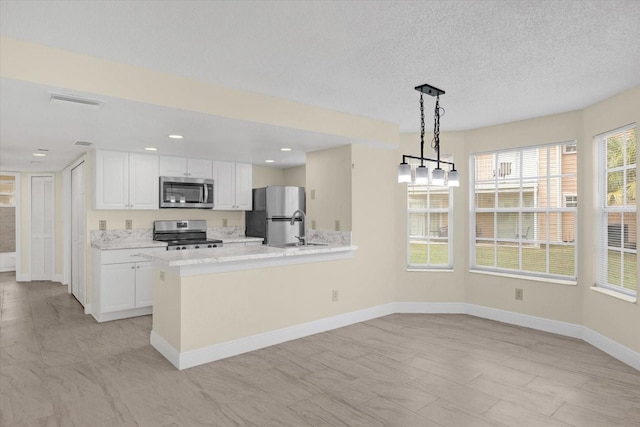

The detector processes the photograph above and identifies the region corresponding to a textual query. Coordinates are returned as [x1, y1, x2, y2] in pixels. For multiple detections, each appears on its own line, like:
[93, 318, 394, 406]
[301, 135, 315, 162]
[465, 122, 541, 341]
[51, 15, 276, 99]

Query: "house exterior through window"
[597, 125, 637, 297]
[471, 142, 577, 280]
[406, 158, 453, 268]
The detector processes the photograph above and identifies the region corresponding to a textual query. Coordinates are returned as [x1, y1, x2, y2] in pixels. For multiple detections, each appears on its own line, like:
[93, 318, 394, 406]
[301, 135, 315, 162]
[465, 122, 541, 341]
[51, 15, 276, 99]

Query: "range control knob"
[175, 247, 181, 250]
[207, 244, 213, 248]
[181, 246, 187, 250]
[194, 246, 200, 249]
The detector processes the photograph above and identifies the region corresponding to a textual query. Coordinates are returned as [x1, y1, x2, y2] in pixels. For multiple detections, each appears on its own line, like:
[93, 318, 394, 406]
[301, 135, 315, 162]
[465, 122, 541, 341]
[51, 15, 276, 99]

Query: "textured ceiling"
[1, 0, 640, 170]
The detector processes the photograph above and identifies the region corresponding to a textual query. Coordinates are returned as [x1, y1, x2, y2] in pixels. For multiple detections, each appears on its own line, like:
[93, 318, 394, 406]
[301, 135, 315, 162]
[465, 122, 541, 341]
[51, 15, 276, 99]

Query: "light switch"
[310, 189, 316, 200]
[99, 220, 106, 230]
[311, 220, 316, 230]
[335, 220, 340, 231]
[222, 218, 228, 227]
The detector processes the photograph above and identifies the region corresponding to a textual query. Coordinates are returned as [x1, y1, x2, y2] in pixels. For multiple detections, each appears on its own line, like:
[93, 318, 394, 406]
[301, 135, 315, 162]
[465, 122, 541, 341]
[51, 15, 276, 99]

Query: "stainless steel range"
[153, 220, 223, 251]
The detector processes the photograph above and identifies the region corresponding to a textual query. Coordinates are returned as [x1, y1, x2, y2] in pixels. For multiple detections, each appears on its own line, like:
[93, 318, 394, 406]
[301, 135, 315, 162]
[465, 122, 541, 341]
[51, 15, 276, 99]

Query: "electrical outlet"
[99, 220, 106, 230]
[311, 219, 316, 230]
[160, 271, 165, 281]
[125, 220, 132, 230]
[222, 218, 228, 227]
[311, 189, 316, 200]
[515, 288, 523, 300]
[335, 220, 340, 231]
[332, 290, 339, 302]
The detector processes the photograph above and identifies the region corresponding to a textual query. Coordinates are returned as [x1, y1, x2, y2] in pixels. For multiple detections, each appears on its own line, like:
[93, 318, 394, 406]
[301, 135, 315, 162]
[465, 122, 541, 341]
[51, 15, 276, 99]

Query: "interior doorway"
[0, 173, 19, 273]
[30, 175, 54, 281]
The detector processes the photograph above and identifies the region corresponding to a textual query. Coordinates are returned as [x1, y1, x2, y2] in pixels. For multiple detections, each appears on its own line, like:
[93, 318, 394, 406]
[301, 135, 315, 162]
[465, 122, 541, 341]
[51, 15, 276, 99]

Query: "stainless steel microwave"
[159, 176, 214, 209]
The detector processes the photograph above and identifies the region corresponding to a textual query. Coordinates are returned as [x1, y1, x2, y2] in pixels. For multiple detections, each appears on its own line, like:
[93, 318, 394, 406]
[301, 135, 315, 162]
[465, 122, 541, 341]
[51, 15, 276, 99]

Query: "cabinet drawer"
[100, 247, 165, 264]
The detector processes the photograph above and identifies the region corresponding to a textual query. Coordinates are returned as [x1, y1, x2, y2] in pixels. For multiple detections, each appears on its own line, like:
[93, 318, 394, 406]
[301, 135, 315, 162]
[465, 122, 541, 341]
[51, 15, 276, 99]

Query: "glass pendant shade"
[432, 168, 445, 186]
[415, 165, 429, 185]
[398, 162, 411, 183]
[447, 169, 460, 187]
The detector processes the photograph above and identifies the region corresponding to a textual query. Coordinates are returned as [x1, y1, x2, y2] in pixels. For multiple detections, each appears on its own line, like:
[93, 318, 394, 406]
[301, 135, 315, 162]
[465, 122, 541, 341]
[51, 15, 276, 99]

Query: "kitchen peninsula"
[143, 243, 356, 369]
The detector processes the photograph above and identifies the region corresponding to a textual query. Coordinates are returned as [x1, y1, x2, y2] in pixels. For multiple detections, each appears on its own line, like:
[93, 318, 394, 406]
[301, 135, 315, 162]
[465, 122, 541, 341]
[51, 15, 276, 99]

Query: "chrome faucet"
[290, 209, 307, 246]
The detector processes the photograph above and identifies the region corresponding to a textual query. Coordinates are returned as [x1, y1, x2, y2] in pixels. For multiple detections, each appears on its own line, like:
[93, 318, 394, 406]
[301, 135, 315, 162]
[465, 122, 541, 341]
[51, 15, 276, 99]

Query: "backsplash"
[307, 230, 352, 245]
[91, 228, 152, 244]
[91, 227, 351, 245]
[206, 226, 245, 239]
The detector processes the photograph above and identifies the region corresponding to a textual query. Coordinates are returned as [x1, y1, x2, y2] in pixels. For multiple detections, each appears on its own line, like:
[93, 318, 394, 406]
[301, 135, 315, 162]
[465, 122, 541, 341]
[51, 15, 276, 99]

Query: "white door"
[187, 158, 212, 179]
[31, 175, 54, 280]
[101, 263, 136, 312]
[212, 161, 235, 210]
[129, 153, 159, 209]
[134, 261, 154, 307]
[234, 163, 253, 210]
[94, 150, 129, 209]
[71, 162, 86, 305]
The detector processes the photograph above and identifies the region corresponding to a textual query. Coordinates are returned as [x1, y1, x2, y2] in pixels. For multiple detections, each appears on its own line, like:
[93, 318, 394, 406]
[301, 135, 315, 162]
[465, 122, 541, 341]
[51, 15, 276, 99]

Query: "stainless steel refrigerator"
[245, 186, 306, 245]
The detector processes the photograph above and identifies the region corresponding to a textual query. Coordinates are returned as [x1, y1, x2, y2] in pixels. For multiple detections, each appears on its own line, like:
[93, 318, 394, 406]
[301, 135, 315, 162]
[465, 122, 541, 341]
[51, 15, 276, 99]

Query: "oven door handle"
[204, 184, 209, 204]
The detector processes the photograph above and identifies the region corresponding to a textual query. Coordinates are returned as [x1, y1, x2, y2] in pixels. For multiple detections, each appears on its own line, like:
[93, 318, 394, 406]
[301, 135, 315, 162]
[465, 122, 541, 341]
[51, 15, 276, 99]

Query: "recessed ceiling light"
[33, 153, 46, 157]
[265, 160, 275, 163]
[168, 134, 183, 139]
[280, 147, 292, 152]
[144, 147, 158, 151]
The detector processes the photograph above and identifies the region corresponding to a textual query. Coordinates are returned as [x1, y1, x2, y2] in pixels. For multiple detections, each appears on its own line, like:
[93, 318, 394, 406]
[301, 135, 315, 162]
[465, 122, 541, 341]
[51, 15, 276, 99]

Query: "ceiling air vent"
[74, 140, 93, 147]
[50, 93, 102, 108]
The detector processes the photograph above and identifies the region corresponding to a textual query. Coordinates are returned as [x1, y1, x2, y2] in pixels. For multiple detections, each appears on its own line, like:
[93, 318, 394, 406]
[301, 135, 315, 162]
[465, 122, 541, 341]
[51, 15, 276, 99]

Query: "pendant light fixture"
[397, 83, 459, 187]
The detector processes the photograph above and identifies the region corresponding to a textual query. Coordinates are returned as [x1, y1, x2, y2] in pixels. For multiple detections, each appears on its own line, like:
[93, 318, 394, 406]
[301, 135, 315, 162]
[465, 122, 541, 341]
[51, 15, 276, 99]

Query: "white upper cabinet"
[94, 150, 158, 210]
[129, 153, 159, 209]
[159, 156, 212, 179]
[212, 161, 252, 210]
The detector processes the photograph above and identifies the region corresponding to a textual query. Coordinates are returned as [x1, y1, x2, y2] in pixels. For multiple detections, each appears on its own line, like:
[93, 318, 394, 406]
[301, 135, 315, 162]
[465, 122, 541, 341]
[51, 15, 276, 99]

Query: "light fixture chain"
[433, 94, 440, 152]
[420, 94, 425, 166]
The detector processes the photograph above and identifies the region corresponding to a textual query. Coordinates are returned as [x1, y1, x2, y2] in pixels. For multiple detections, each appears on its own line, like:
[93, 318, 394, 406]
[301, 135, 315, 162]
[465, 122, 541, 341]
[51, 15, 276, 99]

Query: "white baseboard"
[15, 272, 29, 282]
[464, 303, 584, 339]
[583, 327, 640, 371]
[149, 300, 639, 372]
[53, 274, 63, 284]
[155, 303, 397, 370]
[151, 331, 181, 369]
[395, 302, 466, 314]
[0, 267, 16, 273]
[84, 303, 92, 315]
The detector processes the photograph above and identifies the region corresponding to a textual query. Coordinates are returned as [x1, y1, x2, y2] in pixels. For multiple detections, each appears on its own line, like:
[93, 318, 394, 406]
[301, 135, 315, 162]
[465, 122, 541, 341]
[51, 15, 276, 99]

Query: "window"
[597, 125, 637, 297]
[407, 158, 453, 268]
[471, 142, 577, 280]
[564, 195, 577, 208]
[563, 143, 577, 154]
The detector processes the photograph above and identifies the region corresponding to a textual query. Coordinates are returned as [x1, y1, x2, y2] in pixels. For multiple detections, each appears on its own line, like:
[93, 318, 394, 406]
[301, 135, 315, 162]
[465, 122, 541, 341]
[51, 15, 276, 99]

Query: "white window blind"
[597, 125, 637, 297]
[471, 142, 577, 280]
[407, 158, 453, 268]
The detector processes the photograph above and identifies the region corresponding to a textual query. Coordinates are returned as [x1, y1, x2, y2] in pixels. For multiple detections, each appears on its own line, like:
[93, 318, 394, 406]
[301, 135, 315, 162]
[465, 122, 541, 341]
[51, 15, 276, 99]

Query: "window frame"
[470, 141, 578, 281]
[596, 124, 637, 298]
[406, 158, 454, 270]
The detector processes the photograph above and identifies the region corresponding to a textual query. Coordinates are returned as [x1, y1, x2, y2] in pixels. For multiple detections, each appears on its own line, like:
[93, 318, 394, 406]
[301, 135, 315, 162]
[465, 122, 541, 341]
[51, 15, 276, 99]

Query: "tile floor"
[1, 271, 639, 426]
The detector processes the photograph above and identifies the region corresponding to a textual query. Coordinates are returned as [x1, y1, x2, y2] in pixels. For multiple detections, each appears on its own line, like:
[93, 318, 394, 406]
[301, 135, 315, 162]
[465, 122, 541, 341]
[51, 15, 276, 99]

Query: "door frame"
[63, 156, 87, 304]
[0, 171, 21, 279]
[27, 173, 55, 281]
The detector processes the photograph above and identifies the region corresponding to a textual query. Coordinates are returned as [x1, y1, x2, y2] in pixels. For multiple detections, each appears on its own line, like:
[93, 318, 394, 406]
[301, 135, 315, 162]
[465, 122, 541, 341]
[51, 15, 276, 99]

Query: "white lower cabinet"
[92, 247, 164, 322]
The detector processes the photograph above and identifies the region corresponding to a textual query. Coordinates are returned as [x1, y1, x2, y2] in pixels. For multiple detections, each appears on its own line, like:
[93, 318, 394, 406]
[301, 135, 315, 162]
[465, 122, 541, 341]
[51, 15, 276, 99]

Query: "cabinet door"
[212, 161, 235, 210]
[187, 158, 212, 179]
[94, 150, 129, 209]
[129, 153, 159, 209]
[159, 156, 187, 177]
[101, 263, 136, 313]
[234, 163, 253, 210]
[134, 262, 154, 307]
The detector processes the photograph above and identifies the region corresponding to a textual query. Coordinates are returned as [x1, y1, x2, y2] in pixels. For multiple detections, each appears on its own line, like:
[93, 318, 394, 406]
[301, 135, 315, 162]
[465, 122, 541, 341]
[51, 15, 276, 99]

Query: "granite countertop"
[91, 240, 168, 250]
[140, 243, 356, 267]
